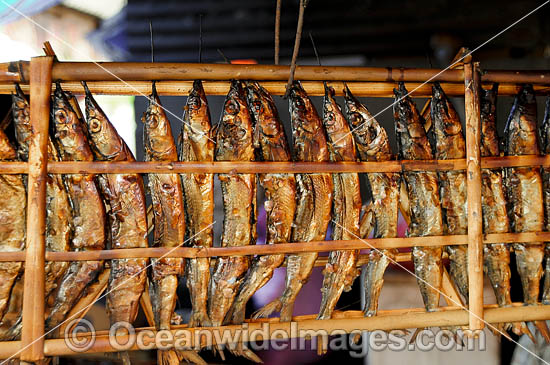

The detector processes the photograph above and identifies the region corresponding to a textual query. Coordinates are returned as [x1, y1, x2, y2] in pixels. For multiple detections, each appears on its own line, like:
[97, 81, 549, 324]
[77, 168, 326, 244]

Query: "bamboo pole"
[2, 60, 550, 84]
[2, 155, 550, 175]
[0, 303, 548, 358]
[1, 231, 550, 262]
[2, 80, 548, 97]
[464, 60, 484, 331]
[20, 55, 53, 362]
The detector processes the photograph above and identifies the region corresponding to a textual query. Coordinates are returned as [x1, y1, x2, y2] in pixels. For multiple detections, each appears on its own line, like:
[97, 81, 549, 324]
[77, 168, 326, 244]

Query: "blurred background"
[1, 0, 550, 364]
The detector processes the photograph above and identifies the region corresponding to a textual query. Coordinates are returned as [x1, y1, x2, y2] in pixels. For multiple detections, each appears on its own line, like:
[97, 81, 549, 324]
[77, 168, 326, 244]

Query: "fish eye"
[188, 95, 201, 110]
[89, 119, 102, 133]
[148, 116, 159, 129]
[294, 99, 305, 111]
[225, 100, 240, 115]
[55, 109, 68, 124]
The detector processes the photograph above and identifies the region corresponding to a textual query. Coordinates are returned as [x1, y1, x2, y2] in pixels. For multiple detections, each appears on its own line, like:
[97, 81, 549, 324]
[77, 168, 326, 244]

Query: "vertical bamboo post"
[464, 59, 484, 332]
[20, 56, 54, 362]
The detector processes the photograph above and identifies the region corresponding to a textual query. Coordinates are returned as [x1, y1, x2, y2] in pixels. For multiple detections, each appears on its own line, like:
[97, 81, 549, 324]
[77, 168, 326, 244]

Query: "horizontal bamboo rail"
[1, 303, 549, 359]
[0, 155, 550, 175]
[0, 61, 549, 85]
[0, 231, 548, 262]
[1, 81, 548, 97]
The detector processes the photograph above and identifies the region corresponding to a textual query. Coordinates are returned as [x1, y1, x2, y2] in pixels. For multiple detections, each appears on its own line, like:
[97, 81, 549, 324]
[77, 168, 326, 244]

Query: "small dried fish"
[84, 83, 148, 364]
[343, 85, 399, 317]
[0, 128, 25, 327]
[12, 84, 72, 298]
[46, 83, 106, 332]
[429, 83, 469, 303]
[143, 83, 198, 365]
[543, 96, 550, 306]
[317, 84, 361, 320]
[225, 82, 295, 325]
[208, 80, 256, 327]
[504, 85, 544, 308]
[394, 82, 444, 312]
[255, 81, 333, 322]
[179, 80, 215, 329]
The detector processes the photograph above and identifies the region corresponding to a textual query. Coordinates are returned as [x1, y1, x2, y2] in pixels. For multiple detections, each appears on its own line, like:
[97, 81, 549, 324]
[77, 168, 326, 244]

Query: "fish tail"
[413, 246, 443, 312]
[534, 320, 550, 343]
[363, 249, 395, 317]
[189, 310, 210, 328]
[512, 322, 536, 343]
[446, 245, 469, 304]
[228, 343, 263, 363]
[252, 298, 282, 319]
[543, 244, 550, 304]
[317, 275, 340, 320]
[225, 299, 246, 325]
[176, 349, 207, 365]
[157, 349, 180, 365]
[120, 351, 131, 365]
[514, 243, 544, 305]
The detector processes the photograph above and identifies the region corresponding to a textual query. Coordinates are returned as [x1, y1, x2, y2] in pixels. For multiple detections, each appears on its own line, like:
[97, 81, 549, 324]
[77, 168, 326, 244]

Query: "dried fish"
[208, 80, 256, 327]
[255, 81, 333, 322]
[317, 85, 361, 320]
[46, 83, 106, 333]
[394, 82, 444, 312]
[225, 82, 296, 325]
[429, 83, 469, 303]
[343, 85, 399, 317]
[0, 128, 25, 327]
[179, 80, 215, 329]
[84, 83, 148, 364]
[143, 83, 199, 365]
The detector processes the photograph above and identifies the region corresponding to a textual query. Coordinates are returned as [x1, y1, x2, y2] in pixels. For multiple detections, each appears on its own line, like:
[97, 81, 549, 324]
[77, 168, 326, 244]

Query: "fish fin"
[398, 179, 411, 226]
[157, 349, 180, 365]
[359, 202, 374, 238]
[534, 321, 550, 343]
[512, 322, 536, 343]
[176, 350, 207, 365]
[252, 298, 282, 319]
[120, 351, 131, 365]
[228, 343, 263, 363]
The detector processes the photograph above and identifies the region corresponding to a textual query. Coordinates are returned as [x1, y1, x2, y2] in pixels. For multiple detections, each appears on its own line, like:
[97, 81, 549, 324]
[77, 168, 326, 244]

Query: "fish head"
[542, 96, 550, 154]
[184, 80, 211, 138]
[52, 82, 92, 160]
[393, 82, 432, 160]
[83, 82, 126, 161]
[246, 82, 290, 161]
[343, 84, 389, 161]
[288, 81, 321, 135]
[504, 84, 539, 155]
[323, 84, 357, 161]
[430, 82, 465, 159]
[215, 80, 254, 161]
[11, 84, 31, 159]
[142, 83, 176, 160]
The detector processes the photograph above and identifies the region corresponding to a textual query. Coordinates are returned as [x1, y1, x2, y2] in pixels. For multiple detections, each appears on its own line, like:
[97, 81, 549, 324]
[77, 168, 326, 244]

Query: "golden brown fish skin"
[225, 82, 296, 325]
[46, 83, 106, 331]
[83, 83, 147, 331]
[0, 277, 23, 340]
[254, 81, 332, 322]
[12, 84, 72, 298]
[208, 80, 256, 327]
[0, 128, 25, 325]
[479, 84, 513, 317]
[541, 96, 550, 305]
[143, 83, 190, 365]
[504, 85, 544, 306]
[430, 83, 469, 303]
[343, 85, 399, 317]
[394, 82, 444, 312]
[317, 85, 361, 320]
[179, 80, 215, 328]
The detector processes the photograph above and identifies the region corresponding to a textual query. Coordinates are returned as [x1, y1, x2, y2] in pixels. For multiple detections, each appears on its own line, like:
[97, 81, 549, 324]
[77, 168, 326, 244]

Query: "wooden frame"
[0, 58, 549, 361]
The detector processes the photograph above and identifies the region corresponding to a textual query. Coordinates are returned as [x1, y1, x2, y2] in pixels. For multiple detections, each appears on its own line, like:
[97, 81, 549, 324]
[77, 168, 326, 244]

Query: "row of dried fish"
[0, 79, 549, 363]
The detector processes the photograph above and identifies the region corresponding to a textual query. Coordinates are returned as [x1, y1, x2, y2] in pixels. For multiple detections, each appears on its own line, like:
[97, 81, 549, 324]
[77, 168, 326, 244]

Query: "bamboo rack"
[0, 58, 549, 361]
